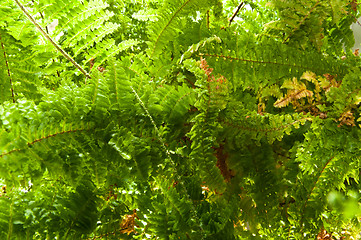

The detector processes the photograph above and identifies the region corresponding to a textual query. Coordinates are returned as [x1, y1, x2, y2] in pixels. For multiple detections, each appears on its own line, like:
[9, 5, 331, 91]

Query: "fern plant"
[1, 0, 361, 239]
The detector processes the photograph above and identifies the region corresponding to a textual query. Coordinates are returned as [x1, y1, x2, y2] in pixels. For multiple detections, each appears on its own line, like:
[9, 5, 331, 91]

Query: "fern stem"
[0, 33, 16, 103]
[0, 127, 90, 159]
[206, 10, 210, 29]
[130, 86, 170, 156]
[31, 0, 61, 78]
[13, 0, 91, 80]
[229, 2, 244, 26]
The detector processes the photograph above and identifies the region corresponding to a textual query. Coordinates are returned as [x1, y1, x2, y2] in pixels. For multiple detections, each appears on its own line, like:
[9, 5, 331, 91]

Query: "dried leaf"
[354, 48, 359, 56]
[323, 73, 335, 81]
[338, 111, 355, 127]
[200, 57, 213, 76]
[274, 89, 313, 108]
[317, 229, 332, 240]
[120, 210, 139, 235]
[350, 0, 358, 12]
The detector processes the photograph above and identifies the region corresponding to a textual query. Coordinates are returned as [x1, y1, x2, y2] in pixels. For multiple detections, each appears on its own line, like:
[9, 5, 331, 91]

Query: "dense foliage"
[1, 0, 361, 239]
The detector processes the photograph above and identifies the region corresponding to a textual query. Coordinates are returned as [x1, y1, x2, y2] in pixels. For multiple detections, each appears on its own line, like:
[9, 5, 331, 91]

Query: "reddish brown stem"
[0, 33, 15, 103]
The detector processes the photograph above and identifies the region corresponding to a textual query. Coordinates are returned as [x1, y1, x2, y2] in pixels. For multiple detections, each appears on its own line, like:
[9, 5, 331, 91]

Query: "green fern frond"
[149, 84, 196, 123]
[198, 36, 346, 91]
[0, 197, 13, 239]
[44, 0, 110, 37]
[222, 105, 311, 146]
[62, 11, 115, 48]
[188, 112, 226, 193]
[284, 119, 361, 237]
[109, 130, 152, 181]
[73, 22, 120, 57]
[64, 179, 99, 237]
[265, 0, 350, 49]
[85, 39, 139, 72]
[147, 0, 218, 58]
[0, 29, 42, 102]
[105, 58, 136, 110]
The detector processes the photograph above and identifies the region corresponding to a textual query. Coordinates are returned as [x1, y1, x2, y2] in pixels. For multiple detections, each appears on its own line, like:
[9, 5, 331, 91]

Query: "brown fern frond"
[274, 89, 313, 108]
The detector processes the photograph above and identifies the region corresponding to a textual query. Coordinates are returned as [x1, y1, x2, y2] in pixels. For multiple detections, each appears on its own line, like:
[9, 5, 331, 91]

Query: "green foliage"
[1, 0, 361, 239]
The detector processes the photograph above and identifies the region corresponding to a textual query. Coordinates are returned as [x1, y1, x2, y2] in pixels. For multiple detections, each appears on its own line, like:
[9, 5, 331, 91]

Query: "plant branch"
[229, 2, 244, 26]
[13, 0, 91, 79]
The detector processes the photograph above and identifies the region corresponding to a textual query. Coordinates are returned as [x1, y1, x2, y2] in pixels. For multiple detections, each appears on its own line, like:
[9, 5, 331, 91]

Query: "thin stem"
[229, 2, 244, 26]
[31, 0, 61, 78]
[0, 33, 16, 103]
[13, 0, 91, 80]
[206, 10, 210, 29]
[130, 86, 170, 156]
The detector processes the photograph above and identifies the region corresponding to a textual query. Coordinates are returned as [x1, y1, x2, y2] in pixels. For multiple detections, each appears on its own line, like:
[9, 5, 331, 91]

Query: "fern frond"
[265, 0, 350, 49]
[105, 58, 136, 110]
[109, 130, 152, 181]
[149, 84, 196, 123]
[85, 39, 139, 72]
[285, 119, 361, 237]
[146, 177, 204, 238]
[0, 29, 42, 102]
[188, 112, 227, 193]
[197, 35, 346, 91]
[62, 10, 115, 48]
[147, 200, 175, 238]
[64, 179, 99, 237]
[222, 105, 311, 145]
[7, 0, 130, 81]
[147, 0, 218, 58]
[73, 22, 120, 57]
[45, 0, 110, 37]
[0, 197, 13, 239]
[274, 80, 314, 108]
